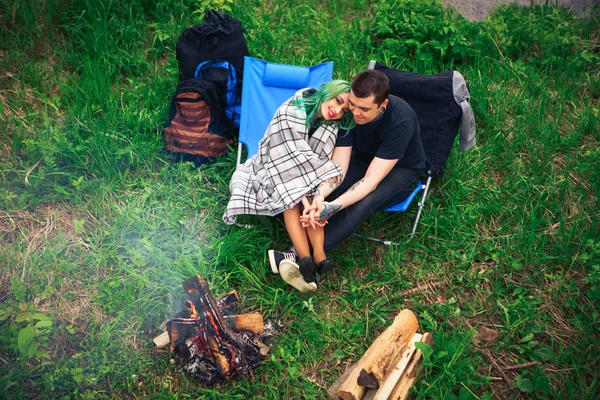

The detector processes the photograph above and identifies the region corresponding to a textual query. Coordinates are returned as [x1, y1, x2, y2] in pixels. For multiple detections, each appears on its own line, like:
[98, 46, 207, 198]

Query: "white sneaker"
[279, 259, 318, 293]
[268, 249, 298, 274]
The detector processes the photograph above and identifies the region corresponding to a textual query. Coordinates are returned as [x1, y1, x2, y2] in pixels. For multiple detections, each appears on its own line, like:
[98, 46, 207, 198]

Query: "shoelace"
[282, 252, 296, 261]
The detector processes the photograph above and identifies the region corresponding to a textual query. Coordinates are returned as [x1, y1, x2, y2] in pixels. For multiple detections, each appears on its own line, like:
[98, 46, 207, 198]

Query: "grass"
[1, 0, 599, 398]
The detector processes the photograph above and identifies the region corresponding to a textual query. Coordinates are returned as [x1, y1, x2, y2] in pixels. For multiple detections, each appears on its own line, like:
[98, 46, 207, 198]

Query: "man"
[302, 69, 426, 252]
[271, 69, 426, 291]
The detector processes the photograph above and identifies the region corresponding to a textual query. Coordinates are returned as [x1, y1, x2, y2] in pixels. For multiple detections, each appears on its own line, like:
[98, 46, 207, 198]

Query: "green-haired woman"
[223, 80, 355, 292]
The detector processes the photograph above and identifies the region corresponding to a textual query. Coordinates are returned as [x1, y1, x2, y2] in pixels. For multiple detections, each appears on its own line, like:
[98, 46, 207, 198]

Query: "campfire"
[154, 274, 278, 386]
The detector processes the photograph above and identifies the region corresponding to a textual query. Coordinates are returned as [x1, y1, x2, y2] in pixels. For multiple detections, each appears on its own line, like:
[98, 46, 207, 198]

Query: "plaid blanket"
[223, 90, 343, 224]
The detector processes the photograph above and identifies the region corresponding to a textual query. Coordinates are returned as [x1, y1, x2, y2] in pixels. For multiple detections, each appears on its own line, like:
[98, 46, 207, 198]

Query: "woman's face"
[320, 92, 350, 121]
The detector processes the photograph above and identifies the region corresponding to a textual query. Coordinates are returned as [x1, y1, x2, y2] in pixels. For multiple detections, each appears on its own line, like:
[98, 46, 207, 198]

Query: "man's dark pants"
[323, 156, 419, 252]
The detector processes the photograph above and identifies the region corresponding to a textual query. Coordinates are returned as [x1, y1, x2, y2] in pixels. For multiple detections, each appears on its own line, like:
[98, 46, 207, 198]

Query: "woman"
[223, 80, 355, 292]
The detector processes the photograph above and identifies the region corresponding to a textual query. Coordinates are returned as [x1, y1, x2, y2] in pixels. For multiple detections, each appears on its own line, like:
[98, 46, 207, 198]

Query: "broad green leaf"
[35, 320, 53, 329]
[514, 375, 534, 393]
[415, 341, 434, 359]
[31, 313, 52, 321]
[27, 341, 39, 357]
[18, 327, 34, 355]
[15, 312, 30, 323]
[534, 375, 551, 394]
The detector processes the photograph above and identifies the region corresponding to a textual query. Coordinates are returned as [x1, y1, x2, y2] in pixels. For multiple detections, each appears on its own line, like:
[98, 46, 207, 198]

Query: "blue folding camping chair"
[235, 57, 475, 242]
[236, 57, 334, 165]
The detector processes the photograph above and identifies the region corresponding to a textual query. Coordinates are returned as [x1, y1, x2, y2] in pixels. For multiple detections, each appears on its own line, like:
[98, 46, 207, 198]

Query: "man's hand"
[301, 201, 325, 228]
[300, 201, 341, 226]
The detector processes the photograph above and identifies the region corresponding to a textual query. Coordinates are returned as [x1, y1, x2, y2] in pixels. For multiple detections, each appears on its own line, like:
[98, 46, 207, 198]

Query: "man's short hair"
[351, 70, 390, 106]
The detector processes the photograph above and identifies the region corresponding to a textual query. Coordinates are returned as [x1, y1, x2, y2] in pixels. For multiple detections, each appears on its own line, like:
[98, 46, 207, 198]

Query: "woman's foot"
[279, 256, 317, 292]
[316, 258, 334, 277]
[268, 249, 298, 274]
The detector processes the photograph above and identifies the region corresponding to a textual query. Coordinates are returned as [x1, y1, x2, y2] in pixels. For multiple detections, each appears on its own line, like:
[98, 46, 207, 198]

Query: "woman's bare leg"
[283, 206, 311, 259]
[305, 227, 326, 263]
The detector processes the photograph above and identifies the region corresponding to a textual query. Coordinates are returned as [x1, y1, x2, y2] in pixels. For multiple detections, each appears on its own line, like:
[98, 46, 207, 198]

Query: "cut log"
[337, 309, 419, 400]
[372, 333, 423, 400]
[224, 312, 264, 334]
[153, 332, 170, 348]
[387, 332, 435, 400]
[154, 313, 264, 348]
[182, 275, 261, 379]
[328, 363, 358, 399]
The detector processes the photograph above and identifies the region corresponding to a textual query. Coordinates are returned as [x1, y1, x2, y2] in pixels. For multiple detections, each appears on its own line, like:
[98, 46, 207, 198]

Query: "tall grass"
[1, 0, 599, 399]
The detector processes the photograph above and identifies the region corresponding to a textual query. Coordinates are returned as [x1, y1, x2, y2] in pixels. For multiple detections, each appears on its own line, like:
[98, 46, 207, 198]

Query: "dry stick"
[481, 349, 524, 400]
[503, 361, 541, 371]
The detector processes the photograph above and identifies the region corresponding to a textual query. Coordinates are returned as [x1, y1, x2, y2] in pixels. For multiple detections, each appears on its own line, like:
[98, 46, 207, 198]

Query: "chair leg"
[236, 142, 243, 166]
[353, 233, 402, 246]
[410, 176, 432, 237]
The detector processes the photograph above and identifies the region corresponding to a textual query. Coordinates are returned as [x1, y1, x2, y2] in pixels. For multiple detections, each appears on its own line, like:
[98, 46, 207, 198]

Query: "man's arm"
[314, 146, 352, 199]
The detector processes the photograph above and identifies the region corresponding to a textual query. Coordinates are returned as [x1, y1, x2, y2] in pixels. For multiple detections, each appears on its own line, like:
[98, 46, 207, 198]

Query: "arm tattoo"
[320, 203, 341, 222]
[348, 179, 365, 192]
[322, 175, 342, 190]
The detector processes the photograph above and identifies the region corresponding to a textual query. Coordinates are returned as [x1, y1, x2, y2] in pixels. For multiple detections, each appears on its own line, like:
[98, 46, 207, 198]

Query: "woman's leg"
[283, 205, 311, 259]
[305, 227, 326, 263]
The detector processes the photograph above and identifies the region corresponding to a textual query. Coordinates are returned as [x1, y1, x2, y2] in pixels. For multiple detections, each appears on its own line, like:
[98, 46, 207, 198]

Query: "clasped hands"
[300, 194, 329, 229]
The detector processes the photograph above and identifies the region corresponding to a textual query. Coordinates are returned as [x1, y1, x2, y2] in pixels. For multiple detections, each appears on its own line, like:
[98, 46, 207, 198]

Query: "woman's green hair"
[292, 79, 356, 130]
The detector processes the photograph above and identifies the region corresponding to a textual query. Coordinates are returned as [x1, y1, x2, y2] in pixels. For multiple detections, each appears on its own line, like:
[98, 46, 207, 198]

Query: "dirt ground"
[444, 0, 598, 21]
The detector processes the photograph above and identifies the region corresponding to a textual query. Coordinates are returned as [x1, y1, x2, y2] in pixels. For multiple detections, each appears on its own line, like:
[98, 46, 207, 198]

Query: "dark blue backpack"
[194, 60, 241, 127]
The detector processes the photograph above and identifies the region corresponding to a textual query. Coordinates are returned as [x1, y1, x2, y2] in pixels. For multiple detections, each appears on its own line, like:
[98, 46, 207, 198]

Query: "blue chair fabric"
[237, 57, 334, 161]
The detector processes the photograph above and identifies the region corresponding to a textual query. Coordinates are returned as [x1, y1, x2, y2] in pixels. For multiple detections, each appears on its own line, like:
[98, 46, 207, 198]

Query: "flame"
[188, 300, 198, 319]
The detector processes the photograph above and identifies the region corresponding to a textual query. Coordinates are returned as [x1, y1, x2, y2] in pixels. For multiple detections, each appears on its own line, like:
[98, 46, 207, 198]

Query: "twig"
[482, 349, 524, 400]
[503, 361, 541, 371]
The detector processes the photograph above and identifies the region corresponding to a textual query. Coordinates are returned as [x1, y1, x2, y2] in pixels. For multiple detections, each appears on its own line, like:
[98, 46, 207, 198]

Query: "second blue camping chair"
[236, 57, 334, 165]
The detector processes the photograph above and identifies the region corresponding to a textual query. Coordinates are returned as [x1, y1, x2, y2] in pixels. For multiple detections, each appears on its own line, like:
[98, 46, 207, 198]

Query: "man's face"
[348, 90, 388, 125]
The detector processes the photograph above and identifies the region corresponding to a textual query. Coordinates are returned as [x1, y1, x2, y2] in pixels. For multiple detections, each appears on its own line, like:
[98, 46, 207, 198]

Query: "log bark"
[372, 333, 423, 400]
[337, 309, 419, 400]
[387, 332, 434, 400]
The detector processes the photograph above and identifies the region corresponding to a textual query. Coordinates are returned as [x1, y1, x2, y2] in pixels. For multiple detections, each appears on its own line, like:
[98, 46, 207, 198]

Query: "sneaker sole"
[267, 250, 279, 274]
[279, 260, 317, 293]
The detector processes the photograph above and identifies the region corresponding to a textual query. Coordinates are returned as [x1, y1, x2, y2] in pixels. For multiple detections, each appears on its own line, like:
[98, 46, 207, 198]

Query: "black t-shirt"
[335, 95, 426, 170]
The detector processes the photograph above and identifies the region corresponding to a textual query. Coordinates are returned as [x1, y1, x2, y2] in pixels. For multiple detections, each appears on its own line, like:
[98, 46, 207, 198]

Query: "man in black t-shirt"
[301, 70, 426, 252]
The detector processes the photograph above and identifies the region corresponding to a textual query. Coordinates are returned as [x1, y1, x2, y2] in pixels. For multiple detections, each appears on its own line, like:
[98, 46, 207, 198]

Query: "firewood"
[153, 332, 170, 348]
[387, 332, 435, 400]
[328, 363, 359, 399]
[224, 312, 264, 334]
[182, 275, 261, 378]
[372, 333, 423, 400]
[337, 309, 419, 400]
[153, 313, 264, 348]
[216, 290, 239, 314]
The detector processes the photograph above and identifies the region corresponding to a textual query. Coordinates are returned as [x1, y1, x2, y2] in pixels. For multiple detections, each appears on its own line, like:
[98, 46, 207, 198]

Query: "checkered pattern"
[223, 90, 343, 224]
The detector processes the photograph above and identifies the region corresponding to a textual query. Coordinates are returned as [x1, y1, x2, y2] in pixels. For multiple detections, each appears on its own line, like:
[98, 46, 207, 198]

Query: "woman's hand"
[300, 201, 341, 227]
[301, 197, 326, 228]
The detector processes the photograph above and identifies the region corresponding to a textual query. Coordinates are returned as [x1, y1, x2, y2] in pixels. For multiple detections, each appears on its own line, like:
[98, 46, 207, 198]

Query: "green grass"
[1, 0, 599, 398]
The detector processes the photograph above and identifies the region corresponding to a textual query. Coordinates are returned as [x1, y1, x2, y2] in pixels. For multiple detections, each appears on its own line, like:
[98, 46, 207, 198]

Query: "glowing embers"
[164, 275, 279, 386]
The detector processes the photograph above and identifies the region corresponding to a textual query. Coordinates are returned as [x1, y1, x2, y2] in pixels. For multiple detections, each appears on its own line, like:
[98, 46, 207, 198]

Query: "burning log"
[161, 275, 276, 387]
[154, 313, 265, 349]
